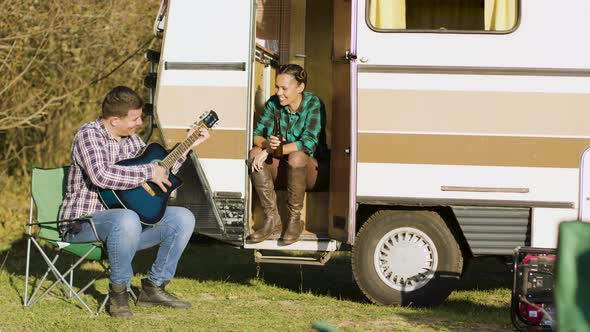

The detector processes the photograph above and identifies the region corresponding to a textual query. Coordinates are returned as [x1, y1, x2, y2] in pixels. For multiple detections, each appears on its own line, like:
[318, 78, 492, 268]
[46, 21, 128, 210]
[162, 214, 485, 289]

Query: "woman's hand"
[268, 135, 282, 150]
[251, 148, 270, 172]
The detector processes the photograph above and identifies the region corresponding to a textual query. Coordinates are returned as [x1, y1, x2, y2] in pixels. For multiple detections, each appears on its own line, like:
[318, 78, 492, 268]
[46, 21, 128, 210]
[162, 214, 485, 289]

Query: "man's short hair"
[102, 86, 144, 118]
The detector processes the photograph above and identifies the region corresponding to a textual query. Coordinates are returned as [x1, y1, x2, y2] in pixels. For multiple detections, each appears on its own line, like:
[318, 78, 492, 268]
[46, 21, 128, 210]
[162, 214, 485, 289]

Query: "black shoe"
[107, 283, 132, 318]
[136, 278, 191, 309]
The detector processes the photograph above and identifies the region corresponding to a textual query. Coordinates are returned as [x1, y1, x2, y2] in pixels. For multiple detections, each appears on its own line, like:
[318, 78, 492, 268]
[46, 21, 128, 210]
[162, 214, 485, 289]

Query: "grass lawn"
[0, 236, 515, 331]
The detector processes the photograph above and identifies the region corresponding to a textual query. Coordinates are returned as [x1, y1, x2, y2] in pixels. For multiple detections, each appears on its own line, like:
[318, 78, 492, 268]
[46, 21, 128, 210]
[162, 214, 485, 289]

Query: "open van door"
[329, 0, 357, 244]
[154, 1, 254, 245]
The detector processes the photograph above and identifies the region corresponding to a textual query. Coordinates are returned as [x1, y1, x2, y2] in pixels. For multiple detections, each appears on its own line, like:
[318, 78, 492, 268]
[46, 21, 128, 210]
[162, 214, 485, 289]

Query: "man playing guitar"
[59, 86, 209, 318]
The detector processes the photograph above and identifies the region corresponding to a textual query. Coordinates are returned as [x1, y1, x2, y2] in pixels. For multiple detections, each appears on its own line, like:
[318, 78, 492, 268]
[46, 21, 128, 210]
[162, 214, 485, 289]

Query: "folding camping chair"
[555, 146, 590, 331]
[24, 167, 133, 314]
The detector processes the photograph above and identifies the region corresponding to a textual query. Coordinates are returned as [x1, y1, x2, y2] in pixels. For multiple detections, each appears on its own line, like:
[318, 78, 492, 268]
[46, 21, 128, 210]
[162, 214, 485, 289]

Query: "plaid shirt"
[59, 118, 185, 235]
[253, 91, 328, 158]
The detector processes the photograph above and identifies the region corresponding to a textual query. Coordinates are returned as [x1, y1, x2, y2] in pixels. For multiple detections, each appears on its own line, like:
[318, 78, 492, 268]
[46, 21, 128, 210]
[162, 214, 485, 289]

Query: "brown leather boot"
[282, 166, 306, 245]
[249, 166, 281, 243]
[107, 283, 132, 318]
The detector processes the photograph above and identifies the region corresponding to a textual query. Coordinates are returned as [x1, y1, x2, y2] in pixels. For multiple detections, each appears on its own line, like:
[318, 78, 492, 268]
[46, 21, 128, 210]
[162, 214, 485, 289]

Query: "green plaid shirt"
[253, 91, 327, 158]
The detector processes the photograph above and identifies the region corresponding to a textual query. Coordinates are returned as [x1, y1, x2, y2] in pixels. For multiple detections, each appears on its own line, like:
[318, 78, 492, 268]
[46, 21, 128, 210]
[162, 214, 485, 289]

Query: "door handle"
[345, 50, 357, 61]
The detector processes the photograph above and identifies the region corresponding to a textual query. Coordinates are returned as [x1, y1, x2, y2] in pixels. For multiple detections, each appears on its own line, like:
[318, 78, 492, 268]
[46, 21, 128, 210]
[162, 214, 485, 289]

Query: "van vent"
[214, 195, 244, 234]
[171, 160, 243, 243]
[452, 206, 530, 255]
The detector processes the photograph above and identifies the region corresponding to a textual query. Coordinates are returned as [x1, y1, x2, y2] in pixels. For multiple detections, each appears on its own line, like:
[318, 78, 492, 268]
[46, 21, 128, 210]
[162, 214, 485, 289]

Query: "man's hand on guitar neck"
[182, 126, 210, 157]
[149, 164, 171, 192]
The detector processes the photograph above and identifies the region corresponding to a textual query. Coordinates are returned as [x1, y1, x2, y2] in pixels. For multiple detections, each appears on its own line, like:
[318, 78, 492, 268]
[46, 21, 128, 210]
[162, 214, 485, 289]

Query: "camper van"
[148, 0, 590, 306]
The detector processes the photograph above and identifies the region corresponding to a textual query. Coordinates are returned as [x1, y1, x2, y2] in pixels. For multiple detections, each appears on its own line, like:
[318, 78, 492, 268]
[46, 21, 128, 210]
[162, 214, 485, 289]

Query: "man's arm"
[74, 129, 155, 190]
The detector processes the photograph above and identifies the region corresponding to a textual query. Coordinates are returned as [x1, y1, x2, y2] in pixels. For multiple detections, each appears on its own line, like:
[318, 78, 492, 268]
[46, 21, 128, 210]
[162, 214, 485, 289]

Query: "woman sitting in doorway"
[249, 64, 329, 245]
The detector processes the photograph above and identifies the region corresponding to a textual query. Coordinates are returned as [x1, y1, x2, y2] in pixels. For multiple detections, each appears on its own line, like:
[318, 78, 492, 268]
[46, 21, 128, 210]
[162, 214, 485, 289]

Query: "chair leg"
[33, 252, 73, 301]
[77, 268, 108, 296]
[25, 239, 107, 315]
[26, 250, 61, 306]
[35, 244, 99, 302]
[28, 239, 94, 314]
[98, 294, 109, 314]
[64, 247, 111, 314]
[129, 288, 137, 302]
[24, 236, 32, 306]
[24, 197, 34, 306]
[69, 258, 74, 298]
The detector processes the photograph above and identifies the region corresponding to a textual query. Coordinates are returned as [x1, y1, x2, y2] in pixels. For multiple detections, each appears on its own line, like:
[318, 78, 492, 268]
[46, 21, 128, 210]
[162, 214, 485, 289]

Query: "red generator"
[511, 246, 557, 332]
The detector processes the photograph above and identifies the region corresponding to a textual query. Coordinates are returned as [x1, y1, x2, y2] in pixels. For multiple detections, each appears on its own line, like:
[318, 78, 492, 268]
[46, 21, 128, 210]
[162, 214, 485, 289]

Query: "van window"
[367, 0, 518, 32]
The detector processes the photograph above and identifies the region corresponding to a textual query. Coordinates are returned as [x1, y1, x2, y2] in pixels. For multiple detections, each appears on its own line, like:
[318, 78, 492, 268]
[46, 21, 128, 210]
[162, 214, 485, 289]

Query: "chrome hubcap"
[374, 227, 438, 291]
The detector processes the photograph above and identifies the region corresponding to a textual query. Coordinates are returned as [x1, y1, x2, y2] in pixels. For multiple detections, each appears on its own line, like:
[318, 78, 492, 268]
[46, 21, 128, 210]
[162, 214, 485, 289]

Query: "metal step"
[245, 239, 340, 251]
[244, 233, 340, 251]
[254, 250, 333, 266]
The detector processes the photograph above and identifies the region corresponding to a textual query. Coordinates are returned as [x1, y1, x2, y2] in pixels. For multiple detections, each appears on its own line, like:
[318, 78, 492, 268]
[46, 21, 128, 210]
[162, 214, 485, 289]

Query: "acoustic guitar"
[98, 110, 219, 225]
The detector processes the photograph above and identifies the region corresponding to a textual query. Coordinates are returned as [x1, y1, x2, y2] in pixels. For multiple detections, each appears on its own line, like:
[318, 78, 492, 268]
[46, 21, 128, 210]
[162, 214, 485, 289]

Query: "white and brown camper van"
[148, 0, 590, 306]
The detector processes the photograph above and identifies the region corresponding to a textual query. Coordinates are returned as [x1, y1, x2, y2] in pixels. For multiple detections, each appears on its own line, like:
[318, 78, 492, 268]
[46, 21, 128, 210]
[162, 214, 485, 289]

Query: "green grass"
[0, 236, 514, 331]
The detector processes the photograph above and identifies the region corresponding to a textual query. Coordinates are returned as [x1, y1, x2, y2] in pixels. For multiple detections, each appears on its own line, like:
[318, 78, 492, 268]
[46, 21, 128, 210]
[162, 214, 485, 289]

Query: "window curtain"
[369, 0, 406, 29]
[484, 0, 517, 31]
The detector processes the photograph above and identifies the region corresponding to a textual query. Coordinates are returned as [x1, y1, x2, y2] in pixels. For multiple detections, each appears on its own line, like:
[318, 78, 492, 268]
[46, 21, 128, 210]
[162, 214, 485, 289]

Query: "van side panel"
[157, 1, 251, 195]
[155, 0, 254, 241]
[356, 0, 590, 249]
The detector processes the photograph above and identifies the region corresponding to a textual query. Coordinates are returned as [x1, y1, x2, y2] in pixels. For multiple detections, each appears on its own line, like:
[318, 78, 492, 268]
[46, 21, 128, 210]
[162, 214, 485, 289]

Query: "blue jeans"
[65, 207, 195, 287]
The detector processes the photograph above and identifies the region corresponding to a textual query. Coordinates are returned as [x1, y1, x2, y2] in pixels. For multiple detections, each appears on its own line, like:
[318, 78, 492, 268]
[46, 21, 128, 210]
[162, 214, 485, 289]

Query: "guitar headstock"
[197, 110, 219, 129]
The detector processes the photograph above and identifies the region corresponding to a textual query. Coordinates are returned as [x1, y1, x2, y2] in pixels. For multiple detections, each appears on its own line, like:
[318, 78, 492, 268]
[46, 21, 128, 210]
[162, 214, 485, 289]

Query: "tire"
[352, 210, 463, 306]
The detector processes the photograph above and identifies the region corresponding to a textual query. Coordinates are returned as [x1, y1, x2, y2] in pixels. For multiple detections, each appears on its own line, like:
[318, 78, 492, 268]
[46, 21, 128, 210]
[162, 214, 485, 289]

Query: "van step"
[244, 238, 340, 251]
[254, 250, 332, 266]
[264, 233, 331, 241]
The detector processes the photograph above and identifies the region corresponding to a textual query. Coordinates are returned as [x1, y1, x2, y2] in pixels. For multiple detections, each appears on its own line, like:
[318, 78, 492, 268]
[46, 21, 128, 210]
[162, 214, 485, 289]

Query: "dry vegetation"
[0, 5, 516, 331]
[0, 0, 161, 245]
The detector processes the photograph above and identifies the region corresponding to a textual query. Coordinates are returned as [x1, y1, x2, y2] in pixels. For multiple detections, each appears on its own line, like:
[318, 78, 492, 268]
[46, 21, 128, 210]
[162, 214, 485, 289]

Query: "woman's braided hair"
[277, 64, 307, 86]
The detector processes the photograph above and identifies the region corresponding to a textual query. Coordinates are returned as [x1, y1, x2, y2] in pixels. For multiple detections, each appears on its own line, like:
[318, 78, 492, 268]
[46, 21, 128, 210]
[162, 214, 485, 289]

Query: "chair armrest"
[26, 216, 92, 227]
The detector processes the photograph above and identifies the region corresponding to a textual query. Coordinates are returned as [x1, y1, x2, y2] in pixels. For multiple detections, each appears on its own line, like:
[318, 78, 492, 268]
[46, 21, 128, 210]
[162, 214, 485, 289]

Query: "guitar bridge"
[142, 183, 156, 197]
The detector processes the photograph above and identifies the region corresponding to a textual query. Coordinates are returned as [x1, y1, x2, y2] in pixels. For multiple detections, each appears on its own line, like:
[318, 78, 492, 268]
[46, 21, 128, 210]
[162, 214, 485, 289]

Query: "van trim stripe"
[162, 128, 245, 159]
[357, 89, 590, 137]
[359, 130, 590, 139]
[165, 62, 246, 71]
[358, 64, 590, 77]
[356, 196, 573, 209]
[357, 133, 590, 168]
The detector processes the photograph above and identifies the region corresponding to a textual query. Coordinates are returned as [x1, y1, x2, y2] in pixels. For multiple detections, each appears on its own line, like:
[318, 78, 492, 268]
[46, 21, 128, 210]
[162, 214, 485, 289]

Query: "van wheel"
[352, 210, 463, 306]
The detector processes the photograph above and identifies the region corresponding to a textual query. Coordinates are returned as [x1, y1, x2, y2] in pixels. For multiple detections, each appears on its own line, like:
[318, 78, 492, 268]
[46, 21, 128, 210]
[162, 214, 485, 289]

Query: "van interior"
[249, 0, 351, 243]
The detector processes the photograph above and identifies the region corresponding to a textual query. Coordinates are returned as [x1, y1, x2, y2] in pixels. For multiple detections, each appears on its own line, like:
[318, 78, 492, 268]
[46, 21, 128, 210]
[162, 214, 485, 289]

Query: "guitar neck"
[160, 124, 205, 169]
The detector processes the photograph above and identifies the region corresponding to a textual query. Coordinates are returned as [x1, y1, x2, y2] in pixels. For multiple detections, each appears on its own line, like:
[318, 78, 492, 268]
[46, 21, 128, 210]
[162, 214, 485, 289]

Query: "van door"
[329, 0, 357, 244]
[154, 1, 254, 245]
